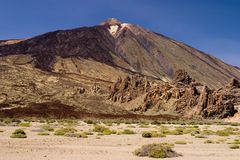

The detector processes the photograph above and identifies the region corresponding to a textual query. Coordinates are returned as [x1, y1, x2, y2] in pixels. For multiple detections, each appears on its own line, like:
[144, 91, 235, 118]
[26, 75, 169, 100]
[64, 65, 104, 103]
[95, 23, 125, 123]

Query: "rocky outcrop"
[109, 70, 240, 119]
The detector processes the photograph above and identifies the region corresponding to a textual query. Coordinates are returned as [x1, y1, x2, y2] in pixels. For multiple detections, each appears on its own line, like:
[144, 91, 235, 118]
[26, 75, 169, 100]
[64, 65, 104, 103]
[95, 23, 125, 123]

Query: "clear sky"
[0, 0, 239, 66]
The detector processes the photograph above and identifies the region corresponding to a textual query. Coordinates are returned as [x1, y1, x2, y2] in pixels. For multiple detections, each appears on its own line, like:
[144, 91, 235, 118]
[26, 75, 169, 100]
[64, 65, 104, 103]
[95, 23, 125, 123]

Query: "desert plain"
[0, 119, 240, 160]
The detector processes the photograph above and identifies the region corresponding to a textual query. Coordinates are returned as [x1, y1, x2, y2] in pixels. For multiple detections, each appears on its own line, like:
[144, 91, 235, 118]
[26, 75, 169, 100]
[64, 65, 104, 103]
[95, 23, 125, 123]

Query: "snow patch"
[108, 23, 130, 36]
[108, 25, 119, 35]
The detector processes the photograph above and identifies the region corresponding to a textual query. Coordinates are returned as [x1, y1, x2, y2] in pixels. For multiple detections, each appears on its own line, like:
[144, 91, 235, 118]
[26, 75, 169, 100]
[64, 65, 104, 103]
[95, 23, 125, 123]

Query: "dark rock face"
[109, 70, 240, 119]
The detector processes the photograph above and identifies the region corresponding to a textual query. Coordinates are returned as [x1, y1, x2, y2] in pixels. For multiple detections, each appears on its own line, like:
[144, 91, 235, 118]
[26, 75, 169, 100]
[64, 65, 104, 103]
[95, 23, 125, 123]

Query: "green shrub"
[102, 129, 116, 135]
[142, 131, 153, 138]
[216, 130, 230, 137]
[103, 129, 113, 135]
[84, 119, 95, 124]
[37, 132, 50, 136]
[195, 135, 207, 138]
[228, 139, 240, 145]
[201, 129, 215, 135]
[54, 127, 77, 136]
[121, 129, 135, 134]
[142, 131, 166, 138]
[175, 141, 187, 145]
[93, 125, 107, 132]
[204, 140, 215, 144]
[41, 124, 54, 132]
[4, 118, 13, 124]
[134, 143, 180, 158]
[18, 122, 30, 127]
[10, 129, 27, 138]
[84, 131, 94, 135]
[229, 144, 239, 149]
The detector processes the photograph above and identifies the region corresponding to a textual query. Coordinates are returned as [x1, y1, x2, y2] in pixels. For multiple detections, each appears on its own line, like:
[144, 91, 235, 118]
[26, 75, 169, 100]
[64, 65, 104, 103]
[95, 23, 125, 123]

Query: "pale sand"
[0, 122, 240, 160]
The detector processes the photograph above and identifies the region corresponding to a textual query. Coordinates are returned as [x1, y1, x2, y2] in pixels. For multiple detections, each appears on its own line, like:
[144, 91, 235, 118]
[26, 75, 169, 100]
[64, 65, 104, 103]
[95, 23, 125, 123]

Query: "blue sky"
[0, 0, 240, 66]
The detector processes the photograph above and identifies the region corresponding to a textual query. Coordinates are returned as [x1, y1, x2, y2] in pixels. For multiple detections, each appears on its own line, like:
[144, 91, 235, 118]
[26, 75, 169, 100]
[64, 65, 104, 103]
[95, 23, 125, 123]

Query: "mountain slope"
[0, 18, 239, 88]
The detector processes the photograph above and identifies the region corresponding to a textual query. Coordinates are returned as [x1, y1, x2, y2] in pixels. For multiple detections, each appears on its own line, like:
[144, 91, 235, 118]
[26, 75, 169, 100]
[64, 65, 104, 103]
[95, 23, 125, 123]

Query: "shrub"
[195, 135, 207, 138]
[3, 118, 13, 125]
[216, 130, 230, 137]
[93, 125, 107, 132]
[84, 131, 94, 135]
[84, 119, 99, 125]
[121, 129, 135, 134]
[10, 129, 27, 138]
[41, 124, 54, 132]
[142, 131, 166, 138]
[54, 127, 77, 136]
[228, 139, 240, 145]
[102, 129, 116, 135]
[204, 140, 215, 144]
[175, 141, 187, 145]
[229, 144, 239, 149]
[103, 129, 113, 135]
[18, 122, 30, 127]
[142, 131, 153, 138]
[134, 143, 181, 158]
[37, 132, 50, 136]
[201, 129, 215, 135]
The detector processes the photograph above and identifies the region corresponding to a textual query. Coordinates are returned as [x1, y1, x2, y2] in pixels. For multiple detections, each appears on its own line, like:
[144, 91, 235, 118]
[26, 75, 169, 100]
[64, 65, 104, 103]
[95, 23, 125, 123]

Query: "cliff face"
[0, 18, 240, 119]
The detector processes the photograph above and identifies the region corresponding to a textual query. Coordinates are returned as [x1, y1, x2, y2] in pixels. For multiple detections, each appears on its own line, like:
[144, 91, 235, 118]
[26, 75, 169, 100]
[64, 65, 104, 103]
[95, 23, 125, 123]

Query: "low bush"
[229, 144, 239, 149]
[121, 129, 135, 135]
[37, 132, 50, 136]
[216, 130, 230, 137]
[54, 127, 77, 136]
[10, 129, 27, 138]
[175, 141, 187, 145]
[84, 119, 97, 124]
[228, 139, 240, 145]
[134, 143, 181, 158]
[204, 140, 215, 144]
[93, 125, 107, 132]
[102, 129, 116, 135]
[18, 122, 31, 127]
[195, 135, 207, 138]
[41, 124, 54, 132]
[142, 131, 166, 138]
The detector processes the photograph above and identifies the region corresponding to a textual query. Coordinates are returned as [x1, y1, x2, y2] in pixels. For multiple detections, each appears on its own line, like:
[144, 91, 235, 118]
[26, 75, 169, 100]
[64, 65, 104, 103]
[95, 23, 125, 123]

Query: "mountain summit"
[100, 18, 123, 26]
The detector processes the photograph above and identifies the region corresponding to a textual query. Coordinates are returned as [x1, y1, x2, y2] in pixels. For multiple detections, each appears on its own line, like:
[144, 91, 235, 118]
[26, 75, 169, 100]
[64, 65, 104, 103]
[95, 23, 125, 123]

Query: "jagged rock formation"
[109, 70, 240, 119]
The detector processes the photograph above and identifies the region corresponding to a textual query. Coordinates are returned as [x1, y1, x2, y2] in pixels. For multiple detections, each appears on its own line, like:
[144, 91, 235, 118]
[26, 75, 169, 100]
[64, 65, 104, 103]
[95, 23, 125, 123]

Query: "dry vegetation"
[0, 118, 240, 159]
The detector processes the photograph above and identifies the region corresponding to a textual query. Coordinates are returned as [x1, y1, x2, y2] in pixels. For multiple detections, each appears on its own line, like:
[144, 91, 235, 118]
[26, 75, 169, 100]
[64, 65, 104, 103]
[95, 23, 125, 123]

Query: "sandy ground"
[0, 121, 240, 160]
